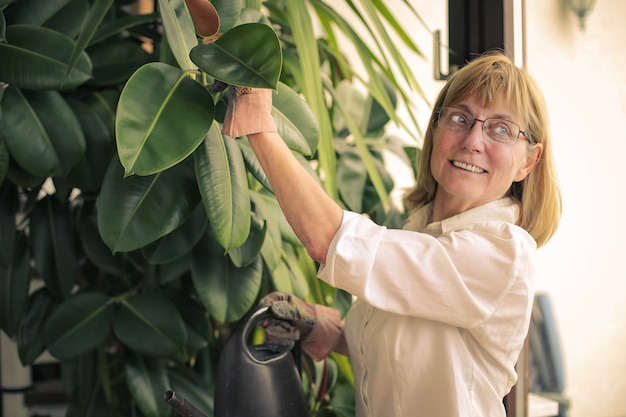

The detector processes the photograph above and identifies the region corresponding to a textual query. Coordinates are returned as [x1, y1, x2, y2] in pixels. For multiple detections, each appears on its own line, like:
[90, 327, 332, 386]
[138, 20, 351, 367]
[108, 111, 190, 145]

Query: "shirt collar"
[403, 197, 520, 235]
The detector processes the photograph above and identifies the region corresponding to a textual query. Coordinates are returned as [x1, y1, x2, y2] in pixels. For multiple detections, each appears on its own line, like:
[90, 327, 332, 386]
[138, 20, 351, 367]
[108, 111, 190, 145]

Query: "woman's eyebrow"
[454, 103, 517, 121]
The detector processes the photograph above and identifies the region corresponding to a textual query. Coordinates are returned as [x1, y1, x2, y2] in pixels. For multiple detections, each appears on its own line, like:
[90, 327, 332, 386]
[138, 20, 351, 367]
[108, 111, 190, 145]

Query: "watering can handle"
[239, 305, 302, 369]
[164, 389, 209, 417]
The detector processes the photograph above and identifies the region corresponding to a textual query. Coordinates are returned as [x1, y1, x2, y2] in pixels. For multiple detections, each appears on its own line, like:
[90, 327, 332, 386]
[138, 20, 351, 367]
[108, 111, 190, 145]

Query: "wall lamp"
[566, 0, 597, 30]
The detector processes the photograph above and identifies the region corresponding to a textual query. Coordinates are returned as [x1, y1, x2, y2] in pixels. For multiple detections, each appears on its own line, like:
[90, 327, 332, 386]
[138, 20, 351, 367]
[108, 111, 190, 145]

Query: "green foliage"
[0, 0, 423, 416]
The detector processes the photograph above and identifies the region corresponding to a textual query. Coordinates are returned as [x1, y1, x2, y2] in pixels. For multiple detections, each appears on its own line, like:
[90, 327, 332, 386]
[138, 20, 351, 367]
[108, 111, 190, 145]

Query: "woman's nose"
[461, 120, 486, 151]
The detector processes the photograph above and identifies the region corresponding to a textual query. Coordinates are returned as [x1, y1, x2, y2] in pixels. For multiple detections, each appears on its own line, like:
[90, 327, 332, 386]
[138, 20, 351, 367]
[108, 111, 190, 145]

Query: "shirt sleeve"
[317, 211, 536, 328]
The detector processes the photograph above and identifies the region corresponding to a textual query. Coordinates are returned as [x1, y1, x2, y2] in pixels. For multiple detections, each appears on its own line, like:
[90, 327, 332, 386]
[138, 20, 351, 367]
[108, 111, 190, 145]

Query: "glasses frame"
[436, 106, 534, 145]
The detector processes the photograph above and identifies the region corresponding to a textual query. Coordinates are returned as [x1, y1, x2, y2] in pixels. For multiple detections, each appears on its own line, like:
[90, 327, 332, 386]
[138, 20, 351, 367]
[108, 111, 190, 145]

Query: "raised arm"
[223, 88, 343, 263]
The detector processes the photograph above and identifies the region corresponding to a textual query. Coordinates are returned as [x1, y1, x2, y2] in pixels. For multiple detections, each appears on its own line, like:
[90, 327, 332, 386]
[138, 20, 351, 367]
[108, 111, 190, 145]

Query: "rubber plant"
[0, 0, 424, 416]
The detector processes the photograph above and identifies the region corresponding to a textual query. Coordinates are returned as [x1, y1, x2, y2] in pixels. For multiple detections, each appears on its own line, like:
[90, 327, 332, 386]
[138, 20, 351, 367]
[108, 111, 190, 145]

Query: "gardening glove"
[259, 292, 317, 351]
[222, 86, 277, 138]
[259, 292, 344, 361]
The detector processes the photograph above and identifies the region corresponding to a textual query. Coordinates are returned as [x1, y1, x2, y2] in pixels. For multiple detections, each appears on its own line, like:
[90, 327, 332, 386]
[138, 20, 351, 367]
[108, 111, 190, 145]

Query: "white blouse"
[317, 198, 536, 417]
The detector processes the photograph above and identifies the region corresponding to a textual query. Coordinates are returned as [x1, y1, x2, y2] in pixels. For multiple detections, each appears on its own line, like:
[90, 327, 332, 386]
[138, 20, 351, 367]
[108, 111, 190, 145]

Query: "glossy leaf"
[228, 215, 266, 268]
[2, 87, 86, 178]
[97, 156, 201, 253]
[66, 95, 117, 192]
[125, 353, 171, 417]
[30, 196, 80, 299]
[158, 0, 198, 70]
[17, 288, 60, 365]
[250, 191, 284, 272]
[190, 23, 282, 89]
[273, 82, 319, 157]
[195, 124, 250, 251]
[163, 289, 212, 358]
[65, 0, 114, 80]
[43, 292, 115, 361]
[0, 231, 29, 336]
[80, 214, 126, 276]
[210, 0, 241, 33]
[191, 231, 262, 323]
[337, 148, 367, 212]
[0, 25, 92, 90]
[116, 62, 214, 176]
[158, 253, 192, 284]
[113, 293, 187, 357]
[142, 203, 207, 264]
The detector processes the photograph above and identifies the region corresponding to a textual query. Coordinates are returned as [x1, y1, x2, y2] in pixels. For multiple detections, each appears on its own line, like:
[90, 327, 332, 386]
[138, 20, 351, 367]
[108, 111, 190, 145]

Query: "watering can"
[166, 305, 308, 417]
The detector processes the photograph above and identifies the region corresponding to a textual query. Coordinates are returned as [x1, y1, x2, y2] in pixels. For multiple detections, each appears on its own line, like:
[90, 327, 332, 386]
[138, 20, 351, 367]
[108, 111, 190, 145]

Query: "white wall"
[526, 1, 626, 416]
[390, 1, 626, 416]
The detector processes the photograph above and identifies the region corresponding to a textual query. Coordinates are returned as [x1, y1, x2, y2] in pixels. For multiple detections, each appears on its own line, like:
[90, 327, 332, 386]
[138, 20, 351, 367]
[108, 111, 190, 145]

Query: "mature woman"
[222, 52, 561, 417]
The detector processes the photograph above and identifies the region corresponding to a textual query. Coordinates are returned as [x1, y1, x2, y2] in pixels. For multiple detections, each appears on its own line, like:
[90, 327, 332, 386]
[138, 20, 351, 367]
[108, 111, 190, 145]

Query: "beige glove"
[222, 86, 277, 138]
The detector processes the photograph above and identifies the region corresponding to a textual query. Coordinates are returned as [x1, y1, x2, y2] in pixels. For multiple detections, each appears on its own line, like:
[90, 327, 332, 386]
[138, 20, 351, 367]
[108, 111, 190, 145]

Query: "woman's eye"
[450, 113, 469, 126]
[492, 123, 511, 136]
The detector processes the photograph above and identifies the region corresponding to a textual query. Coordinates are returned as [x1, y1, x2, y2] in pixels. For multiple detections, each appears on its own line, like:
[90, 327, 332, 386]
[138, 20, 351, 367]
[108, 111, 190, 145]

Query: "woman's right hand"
[259, 292, 317, 350]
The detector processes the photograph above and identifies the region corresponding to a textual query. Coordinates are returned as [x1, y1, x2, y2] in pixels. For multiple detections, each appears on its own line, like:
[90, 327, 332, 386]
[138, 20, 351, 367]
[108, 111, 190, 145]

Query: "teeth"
[452, 160, 485, 173]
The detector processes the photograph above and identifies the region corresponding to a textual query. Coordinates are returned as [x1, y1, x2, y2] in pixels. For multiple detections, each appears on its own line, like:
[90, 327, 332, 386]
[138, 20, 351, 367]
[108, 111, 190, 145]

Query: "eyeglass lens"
[438, 107, 524, 143]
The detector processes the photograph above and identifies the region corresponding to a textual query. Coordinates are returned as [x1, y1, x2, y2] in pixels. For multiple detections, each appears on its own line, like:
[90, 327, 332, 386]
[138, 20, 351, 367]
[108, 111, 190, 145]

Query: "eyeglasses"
[436, 106, 532, 144]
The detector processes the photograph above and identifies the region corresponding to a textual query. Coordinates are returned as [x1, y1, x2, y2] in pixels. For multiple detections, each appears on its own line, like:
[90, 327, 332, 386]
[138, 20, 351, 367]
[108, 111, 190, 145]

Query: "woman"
[222, 52, 561, 417]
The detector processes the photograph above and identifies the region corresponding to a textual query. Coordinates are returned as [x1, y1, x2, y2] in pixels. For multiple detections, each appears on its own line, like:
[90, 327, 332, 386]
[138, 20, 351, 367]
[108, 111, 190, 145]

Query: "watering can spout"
[165, 389, 209, 417]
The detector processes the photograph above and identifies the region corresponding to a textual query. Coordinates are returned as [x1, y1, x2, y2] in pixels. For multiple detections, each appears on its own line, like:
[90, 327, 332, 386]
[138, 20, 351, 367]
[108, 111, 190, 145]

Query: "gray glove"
[259, 292, 317, 350]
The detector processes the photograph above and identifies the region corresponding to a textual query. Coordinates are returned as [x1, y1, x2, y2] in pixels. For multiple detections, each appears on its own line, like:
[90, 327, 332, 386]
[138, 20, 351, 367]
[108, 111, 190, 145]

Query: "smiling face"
[429, 93, 543, 221]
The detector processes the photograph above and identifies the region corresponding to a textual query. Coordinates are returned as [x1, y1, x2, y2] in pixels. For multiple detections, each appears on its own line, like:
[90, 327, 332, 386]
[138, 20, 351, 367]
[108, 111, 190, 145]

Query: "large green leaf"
[30, 196, 80, 299]
[190, 23, 282, 89]
[195, 124, 250, 251]
[97, 156, 201, 253]
[211, 0, 241, 33]
[2, 87, 86, 178]
[125, 353, 171, 417]
[66, 94, 117, 192]
[337, 147, 367, 213]
[158, 0, 198, 70]
[0, 231, 29, 336]
[43, 292, 115, 361]
[142, 202, 208, 264]
[64, 0, 114, 80]
[116, 62, 214, 176]
[0, 25, 92, 90]
[273, 82, 319, 157]
[80, 214, 126, 276]
[191, 231, 262, 323]
[113, 293, 187, 357]
[163, 289, 211, 359]
[227, 214, 266, 268]
[17, 288, 60, 365]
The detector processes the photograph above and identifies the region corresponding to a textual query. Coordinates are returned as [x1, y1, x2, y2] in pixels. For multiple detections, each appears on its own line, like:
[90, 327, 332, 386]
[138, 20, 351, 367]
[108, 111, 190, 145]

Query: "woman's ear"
[514, 143, 543, 182]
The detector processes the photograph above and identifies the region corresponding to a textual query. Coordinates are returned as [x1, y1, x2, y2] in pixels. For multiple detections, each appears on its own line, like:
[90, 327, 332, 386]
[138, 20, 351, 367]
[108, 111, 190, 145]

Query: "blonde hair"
[405, 52, 561, 247]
